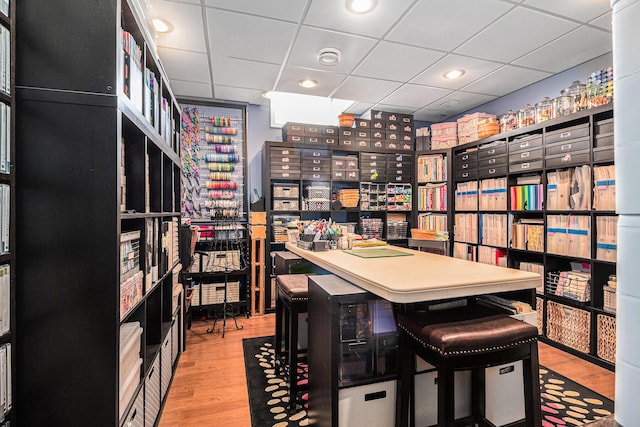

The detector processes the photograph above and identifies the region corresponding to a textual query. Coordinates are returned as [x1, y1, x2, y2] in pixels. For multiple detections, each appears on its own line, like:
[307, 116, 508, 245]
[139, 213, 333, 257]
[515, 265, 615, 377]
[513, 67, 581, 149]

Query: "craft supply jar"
[517, 104, 536, 128]
[535, 97, 554, 123]
[564, 80, 587, 113]
[554, 95, 573, 118]
[499, 110, 517, 133]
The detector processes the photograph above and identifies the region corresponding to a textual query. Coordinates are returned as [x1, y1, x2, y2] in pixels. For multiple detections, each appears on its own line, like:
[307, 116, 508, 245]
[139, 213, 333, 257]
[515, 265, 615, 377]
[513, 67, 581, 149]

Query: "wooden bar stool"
[395, 306, 541, 427]
[275, 274, 309, 412]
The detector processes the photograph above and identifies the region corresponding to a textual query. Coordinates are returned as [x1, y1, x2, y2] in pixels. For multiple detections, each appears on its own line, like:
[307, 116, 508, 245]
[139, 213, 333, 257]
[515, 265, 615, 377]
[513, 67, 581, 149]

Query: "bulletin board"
[179, 101, 247, 221]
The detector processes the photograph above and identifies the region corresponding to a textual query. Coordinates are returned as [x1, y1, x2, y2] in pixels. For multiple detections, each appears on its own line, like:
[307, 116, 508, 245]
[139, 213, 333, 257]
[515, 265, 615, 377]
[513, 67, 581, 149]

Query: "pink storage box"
[431, 122, 457, 138]
[457, 112, 496, 136]
[431, 136, 458, 149]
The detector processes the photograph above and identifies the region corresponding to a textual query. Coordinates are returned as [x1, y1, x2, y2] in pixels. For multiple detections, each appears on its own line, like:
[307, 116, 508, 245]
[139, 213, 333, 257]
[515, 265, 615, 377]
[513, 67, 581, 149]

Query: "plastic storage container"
[517, 105, 535, 128]
[535, 97, 554, 123]
[564, 80, 587, 112]
[554, 94, 573, 118]
[499, 110, 517, 133]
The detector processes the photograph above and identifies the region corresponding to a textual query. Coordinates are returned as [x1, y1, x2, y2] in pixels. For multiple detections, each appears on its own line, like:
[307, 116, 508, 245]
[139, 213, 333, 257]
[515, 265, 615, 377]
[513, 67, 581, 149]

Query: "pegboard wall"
[180, 102, 247, 221]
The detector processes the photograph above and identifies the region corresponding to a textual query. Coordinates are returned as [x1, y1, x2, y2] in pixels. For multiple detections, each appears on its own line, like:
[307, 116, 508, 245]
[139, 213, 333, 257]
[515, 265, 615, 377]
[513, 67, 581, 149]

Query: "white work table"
[285, 243, 540, 303]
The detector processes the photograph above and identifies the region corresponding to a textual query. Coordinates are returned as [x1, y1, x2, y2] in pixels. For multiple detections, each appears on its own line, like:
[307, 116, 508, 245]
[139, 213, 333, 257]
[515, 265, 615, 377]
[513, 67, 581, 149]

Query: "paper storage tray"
[546, 300, 591, 353]
[509, 134, 543, 152]
[545, 122, 590, 145]
[273, 183, 299, 198]
[119, 357, 142, 419]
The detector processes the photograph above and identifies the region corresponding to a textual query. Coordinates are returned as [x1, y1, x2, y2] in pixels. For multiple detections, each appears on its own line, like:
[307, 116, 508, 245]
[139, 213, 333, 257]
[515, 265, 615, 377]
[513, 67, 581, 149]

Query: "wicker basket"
[596, 314, 616, 363]
[536, 297, 544, 335]
[546, 300, 591, 353]
[337, 189, 360, 208]
[603, 285, 616, 313]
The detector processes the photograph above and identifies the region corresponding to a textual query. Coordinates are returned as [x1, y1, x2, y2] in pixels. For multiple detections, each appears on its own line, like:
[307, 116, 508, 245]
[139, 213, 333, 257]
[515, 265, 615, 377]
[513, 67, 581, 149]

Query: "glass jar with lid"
[564, 80, 587, 112]
[535, 97, 554, 123]
[554, 94, 573, 118]
[499, 110, 517, 133]
[517, 104, 536, 128]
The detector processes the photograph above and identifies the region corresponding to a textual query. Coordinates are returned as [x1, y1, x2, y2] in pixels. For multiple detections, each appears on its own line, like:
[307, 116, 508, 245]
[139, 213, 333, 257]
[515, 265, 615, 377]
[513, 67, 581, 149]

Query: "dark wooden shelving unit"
[15, 1, 184, 425]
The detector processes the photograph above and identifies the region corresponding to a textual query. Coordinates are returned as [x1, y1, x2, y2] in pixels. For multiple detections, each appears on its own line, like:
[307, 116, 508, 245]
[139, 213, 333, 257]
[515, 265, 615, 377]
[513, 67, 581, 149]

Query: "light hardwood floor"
[158, 313, 615, 427]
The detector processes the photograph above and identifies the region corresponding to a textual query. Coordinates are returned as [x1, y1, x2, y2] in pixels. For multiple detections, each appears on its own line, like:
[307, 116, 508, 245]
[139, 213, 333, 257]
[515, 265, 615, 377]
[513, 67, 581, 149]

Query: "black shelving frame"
[446, 104, 616, 370]
[15, 1, 183, 425]
[262, 140, 415, 312]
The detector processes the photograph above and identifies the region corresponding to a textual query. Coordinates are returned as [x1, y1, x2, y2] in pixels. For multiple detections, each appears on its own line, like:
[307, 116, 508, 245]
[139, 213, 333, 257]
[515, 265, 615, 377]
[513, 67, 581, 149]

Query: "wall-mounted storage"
[15, 0, 183, 425]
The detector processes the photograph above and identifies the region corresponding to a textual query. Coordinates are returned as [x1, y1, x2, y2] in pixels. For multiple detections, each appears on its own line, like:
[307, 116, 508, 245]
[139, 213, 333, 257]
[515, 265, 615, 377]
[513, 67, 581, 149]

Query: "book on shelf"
[0, 264, 8, 336]
[453, 242, 476, 261]
[417, 212, 447, 233]
[144, 68, 159, 129]
[509, 216, 544, 252]
[478, 245, 507, 267]
[0, 103, 9, 174]
[417, 154, 446, 182]
[418, 183, 447, 211]
[121, 29, 143, 113]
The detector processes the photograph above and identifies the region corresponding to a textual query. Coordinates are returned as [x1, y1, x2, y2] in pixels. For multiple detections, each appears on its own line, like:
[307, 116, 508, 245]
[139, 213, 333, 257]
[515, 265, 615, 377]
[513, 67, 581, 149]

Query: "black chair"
[395, 305, 541, 427]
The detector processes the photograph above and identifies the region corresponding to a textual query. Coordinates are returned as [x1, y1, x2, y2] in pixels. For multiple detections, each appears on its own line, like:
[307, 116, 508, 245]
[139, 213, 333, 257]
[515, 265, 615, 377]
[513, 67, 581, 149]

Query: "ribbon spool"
[205, 181, 238, 190]
[214, 144, 236, 153]
[205, 134, 234, 144]
[209, 172, 233, 181]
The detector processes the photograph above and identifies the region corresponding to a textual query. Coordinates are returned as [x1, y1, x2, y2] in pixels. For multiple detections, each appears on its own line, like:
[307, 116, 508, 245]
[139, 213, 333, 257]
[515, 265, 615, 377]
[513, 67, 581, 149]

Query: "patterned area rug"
[243, 336, 613, 427]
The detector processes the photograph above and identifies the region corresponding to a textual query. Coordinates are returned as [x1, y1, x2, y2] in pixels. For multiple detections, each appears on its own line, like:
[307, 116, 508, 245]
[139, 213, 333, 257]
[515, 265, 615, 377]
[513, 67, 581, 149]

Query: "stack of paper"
[593, 165, 616, 211]
[417, 213, 447, 233]
[418, 183, 447, 211]
[455, 181, 478, 210]
[510, 176, 543, 211]
[547, 166, 591, 210]
[417, 154, 446, 182]
[480, 178, 507, 210]
[454, 213, 478, 244]
[479, 214, 507, 247]
[596, 216, 618, 262]
[510, 216, 544, 252]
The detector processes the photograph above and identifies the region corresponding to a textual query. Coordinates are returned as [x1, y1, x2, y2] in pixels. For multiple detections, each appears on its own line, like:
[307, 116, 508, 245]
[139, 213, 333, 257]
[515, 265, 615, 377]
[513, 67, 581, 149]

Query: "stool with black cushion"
[275, 274, 309, 412]
[395, 305, 541, 427]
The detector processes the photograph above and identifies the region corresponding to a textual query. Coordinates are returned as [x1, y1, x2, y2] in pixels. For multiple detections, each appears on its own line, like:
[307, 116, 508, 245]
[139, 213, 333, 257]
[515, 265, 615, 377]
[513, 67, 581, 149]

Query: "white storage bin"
[485, 361, 525, 425]
[122, 385, 144, 427]
[119, 322, 142, 385]
[414, 370, 471, 425]
[338, 380, 396, 427]
[161, 332, 172, 398]
[118, 357, 142, 419]
[145, 354, 161, 427]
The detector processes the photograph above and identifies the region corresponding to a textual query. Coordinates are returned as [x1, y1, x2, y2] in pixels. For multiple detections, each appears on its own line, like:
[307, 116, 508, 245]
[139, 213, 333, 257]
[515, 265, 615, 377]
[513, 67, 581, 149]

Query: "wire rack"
[180, 102, 246, 221]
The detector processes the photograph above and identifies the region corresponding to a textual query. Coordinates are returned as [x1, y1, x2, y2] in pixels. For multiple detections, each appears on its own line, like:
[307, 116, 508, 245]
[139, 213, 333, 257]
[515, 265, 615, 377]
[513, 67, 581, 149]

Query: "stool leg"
[437, 360, 455, 427]
[395, 332, 412, 427]
[275, 287, 283, 357]
[523, 342, 542, 427]
[289, 303, 299, 412]
[471, 367, 484, 423]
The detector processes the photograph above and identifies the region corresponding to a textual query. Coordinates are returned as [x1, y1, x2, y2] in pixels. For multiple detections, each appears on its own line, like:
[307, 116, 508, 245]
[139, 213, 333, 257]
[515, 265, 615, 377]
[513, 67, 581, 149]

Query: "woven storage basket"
[337, 189, 360, 208]
[597, 314, 616, 363]
[546, 300, 591, 353]
[536, 297, 544, 335]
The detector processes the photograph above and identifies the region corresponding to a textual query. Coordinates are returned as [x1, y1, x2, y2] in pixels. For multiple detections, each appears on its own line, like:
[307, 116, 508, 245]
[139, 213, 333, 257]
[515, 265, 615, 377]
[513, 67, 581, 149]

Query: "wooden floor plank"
[159, 313, 615, 426]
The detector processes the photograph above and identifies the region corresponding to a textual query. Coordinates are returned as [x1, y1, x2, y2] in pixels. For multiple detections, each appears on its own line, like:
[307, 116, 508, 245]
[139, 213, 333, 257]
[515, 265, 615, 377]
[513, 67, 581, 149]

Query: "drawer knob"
[462, 154, 469, 160]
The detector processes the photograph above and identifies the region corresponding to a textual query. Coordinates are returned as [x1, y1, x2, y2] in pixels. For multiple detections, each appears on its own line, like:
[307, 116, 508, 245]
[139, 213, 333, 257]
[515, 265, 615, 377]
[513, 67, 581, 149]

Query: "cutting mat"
[342, 248, 414, 258]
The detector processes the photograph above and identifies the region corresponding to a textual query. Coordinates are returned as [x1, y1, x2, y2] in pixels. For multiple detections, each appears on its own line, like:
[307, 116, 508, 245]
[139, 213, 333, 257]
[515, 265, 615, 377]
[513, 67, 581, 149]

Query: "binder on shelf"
[121, 29, 143, 112]
[0, 0, 9, 17]
[0, 25, 9, 97]
[509, 216, 544, 253]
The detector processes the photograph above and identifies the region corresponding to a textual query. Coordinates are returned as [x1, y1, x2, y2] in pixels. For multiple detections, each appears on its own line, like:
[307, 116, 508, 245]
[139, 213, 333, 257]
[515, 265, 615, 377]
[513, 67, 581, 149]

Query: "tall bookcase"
[0, 1, 14, 424]
[15, 1, 183, 425]
[447, 104, 616, 369]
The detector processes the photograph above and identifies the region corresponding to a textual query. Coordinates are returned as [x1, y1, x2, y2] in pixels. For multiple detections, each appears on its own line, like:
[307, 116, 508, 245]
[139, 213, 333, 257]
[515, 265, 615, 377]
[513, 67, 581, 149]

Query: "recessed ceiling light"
[152, 18, 173, 34]
[298, 79, 318, 89]
[346, 0, 377, 14]
[261, 91, 273, 99]
[317, 48, 342, 66]
[443, 69, 465, 80]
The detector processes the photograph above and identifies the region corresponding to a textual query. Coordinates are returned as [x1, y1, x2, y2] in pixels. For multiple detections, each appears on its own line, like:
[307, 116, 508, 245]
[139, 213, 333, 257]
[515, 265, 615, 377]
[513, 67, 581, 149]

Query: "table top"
[285, 243, 540, 303]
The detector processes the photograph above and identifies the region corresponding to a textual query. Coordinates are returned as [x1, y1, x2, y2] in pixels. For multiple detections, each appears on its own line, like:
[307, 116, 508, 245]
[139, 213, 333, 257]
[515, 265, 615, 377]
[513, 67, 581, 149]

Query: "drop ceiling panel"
[590, 11, 612, 31]
[522, 0, 612, 23]
[276, 67, 348, 97]
[304, 0, 415, 38]
[287, 27, 377, 74]
[352, 42, 445, 82]
[461, 65, 551, 96]
[332, 76, 403, 104]
[170, 79, 213, 98]
[380, 84, 451, 109]
[213, 58, 281, 90]
[426, 91, 498, 116]
[386, 0, 514, 52]
[207, 9, 297, 64]
[513, 26, 612, 73]
[413, 107, 448, 122]
[371, 104, 419, 115]
[455, 7, 579, 63]
[158, 47, 211, 83]
[344, 102, 375, 115]
[153, 1, 207, 52]
[411, 54, 503, 90]
[205, 0, 307, 22]
[214, 85, 265, 105]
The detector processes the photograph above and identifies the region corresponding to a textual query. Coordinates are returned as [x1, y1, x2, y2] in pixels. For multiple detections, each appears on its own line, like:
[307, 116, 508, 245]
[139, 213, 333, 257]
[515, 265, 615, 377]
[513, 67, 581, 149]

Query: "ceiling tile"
[332, 76, 403, 104]
[152, 1, 207, 53]
[287, 27, 377, 74]
[304, 0, 414, 38]
[370, 104, 418, 115]
[170, 79, 213, 98]
[380, 84, 451, 109]
[276, 67, 348, 97]
[344, 102, 375, 115]
[411, 54, 503, 90]
[455, 7, 579, 63]
[352, 42, 445, 82]
[513, 26, 612, 73]
[214, 85, 265, 105]
[158, 47, 211, 83]
[207, 9, 297, 64]
[461, 65, 551, 96]
[522, 0, 612, 23]
[413, 107, 449, 122]
[590, 11, 612, 32]
[386, 0, 514, 51]
[424, 91, 498, 115]
[204, 0, 306, 22]
[213, 58, 280, 90]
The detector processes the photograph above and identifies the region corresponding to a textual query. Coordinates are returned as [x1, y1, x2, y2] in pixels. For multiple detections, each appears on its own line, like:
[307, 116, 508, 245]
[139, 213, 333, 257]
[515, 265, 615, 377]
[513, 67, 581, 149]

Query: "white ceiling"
[149, 0, 612, 121]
